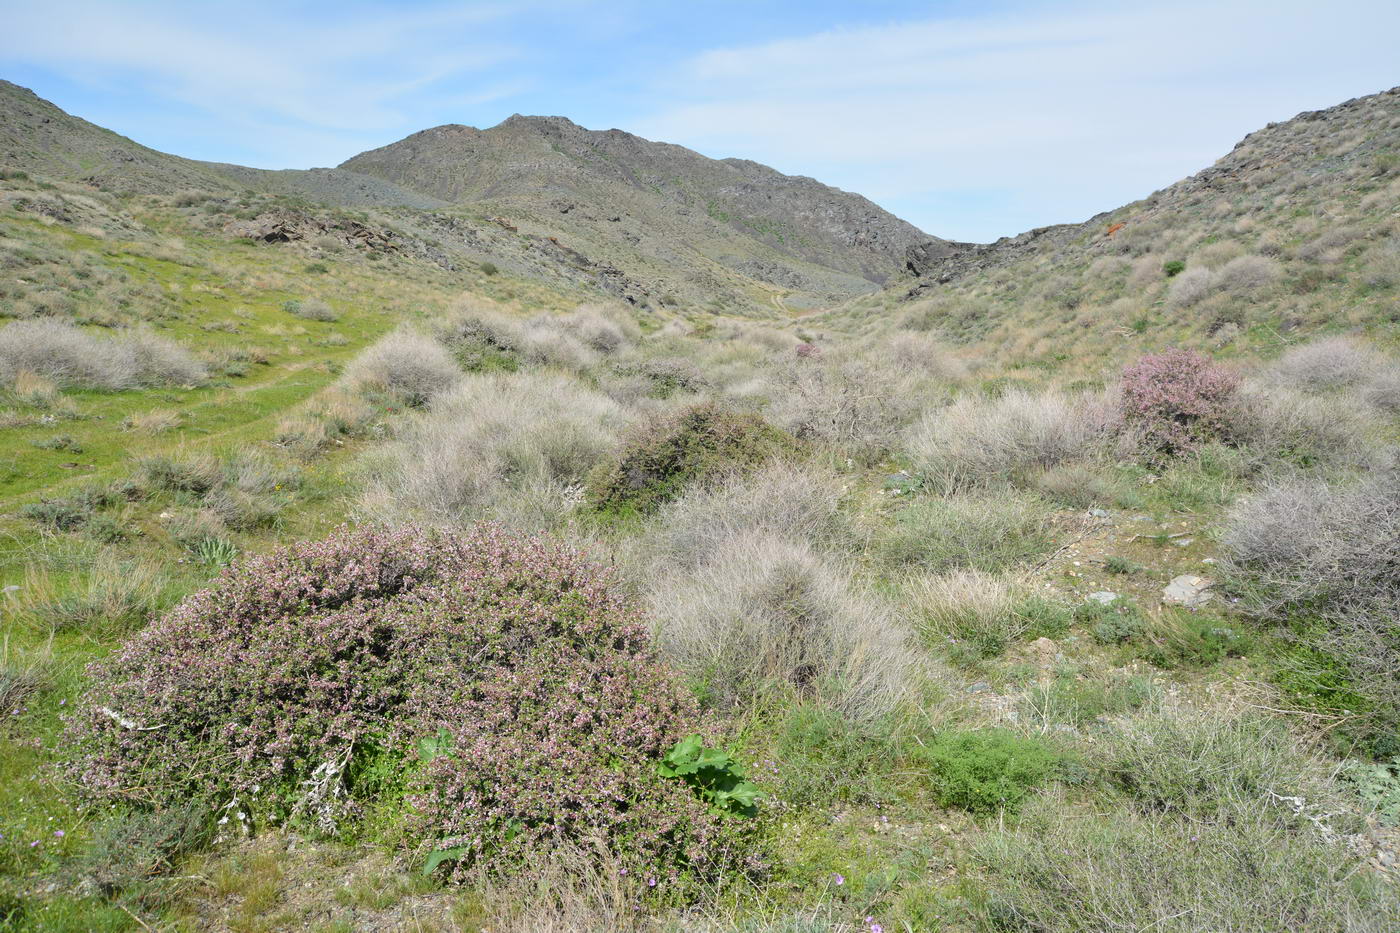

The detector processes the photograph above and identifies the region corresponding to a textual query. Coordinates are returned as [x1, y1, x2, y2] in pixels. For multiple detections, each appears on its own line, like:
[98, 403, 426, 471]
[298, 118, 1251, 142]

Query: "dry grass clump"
[878, 332, 971, 381]
[0, 319, 206, 390]
[1266, 336, 1384, 391]
[9, 370, 61, 406]
[13, 553, 170, 632]
[876, 492, 1054, 573]
[633, 460, 855, 574]
[1, 636, 56, 716]
[562, 303, 640, 353]
[646, 531, 913, 720]
[437, 303, 613, 372]
[906, 388, 1115, 488]
[905, 569, 1027, 658]
[283, 298, 338, 322]
[1214, 254, 1281, 291]
[339, 329, 462, 407]
[359, 370, 626, 530]
[1364, 368, 1400, 414]
[1166, 266, 1215, 307]
[973, 709, 1392, 929]
[121, 408, 182, 435]
[1229, 379, 1377, 467]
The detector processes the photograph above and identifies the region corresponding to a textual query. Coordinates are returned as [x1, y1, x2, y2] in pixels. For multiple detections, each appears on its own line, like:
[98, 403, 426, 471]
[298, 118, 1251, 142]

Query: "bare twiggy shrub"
[1223, 469, 1400, 743]
[1229, 379, 1376, 467]
[1364, 368, 1400, 415]
[360, 371, 625, 530]
[1214, 254, 1281, 291]
[1166, 266, 1216, 308]
[1266, 336, 1384, 391]
[1360, 237, 1400, 289]
[633, 460, 855, 574]
[647, 532, 913, 720]
[340, 329, 461, 407]
[0, 319, 205, 390]
[906, 388, 1116, 488]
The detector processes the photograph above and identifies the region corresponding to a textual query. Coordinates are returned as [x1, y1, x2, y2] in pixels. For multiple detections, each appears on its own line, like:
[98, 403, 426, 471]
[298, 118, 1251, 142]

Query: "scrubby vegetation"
[2, 85, 1399, 932]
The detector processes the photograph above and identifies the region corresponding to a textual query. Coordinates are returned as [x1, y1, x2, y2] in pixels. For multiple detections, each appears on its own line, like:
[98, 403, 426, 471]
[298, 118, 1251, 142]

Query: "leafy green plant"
[1163, 260, 1186, 277]
[918, 730, 1059, 815]
[658, 734, 761, 817]
[586, 402, 796, 517]
[1342, 757, 1400, 826]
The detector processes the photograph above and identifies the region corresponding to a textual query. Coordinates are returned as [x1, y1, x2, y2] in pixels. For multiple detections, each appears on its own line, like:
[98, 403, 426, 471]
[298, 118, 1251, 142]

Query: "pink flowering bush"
[1120, 349, 1239, 455]
[69, 525, 754, 882]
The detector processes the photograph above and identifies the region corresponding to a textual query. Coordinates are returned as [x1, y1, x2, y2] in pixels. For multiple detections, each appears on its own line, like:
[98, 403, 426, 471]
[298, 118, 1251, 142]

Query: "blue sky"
[2, 0, 1397, 241]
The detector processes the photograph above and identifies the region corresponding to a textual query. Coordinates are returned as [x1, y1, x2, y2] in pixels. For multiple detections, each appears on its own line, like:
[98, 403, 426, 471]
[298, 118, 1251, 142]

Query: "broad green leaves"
[658, 734, 761, 817]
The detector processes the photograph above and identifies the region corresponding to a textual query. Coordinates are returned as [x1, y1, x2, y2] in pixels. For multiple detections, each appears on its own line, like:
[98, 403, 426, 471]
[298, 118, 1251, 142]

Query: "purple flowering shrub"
[1119, 349, 1239, 455]
[70, 525, 753, 882]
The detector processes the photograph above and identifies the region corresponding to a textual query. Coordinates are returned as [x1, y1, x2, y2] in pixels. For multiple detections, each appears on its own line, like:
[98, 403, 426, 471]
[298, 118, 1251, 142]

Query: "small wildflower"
[834, 872, 845, 886]
[53, 830, 64, 838]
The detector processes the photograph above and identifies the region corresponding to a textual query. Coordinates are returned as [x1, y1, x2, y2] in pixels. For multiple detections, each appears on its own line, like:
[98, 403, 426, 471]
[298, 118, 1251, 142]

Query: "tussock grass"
[906, 388, 1115, 489]
[0, 319, 206, 390]
[359, 370, 626, 530]
[647, 531, 915, 720]
[340, 328, 461, 407]
[633, 460, 856, 574]
[875, 492, 1054, 573]
[12, 553, 171, 632]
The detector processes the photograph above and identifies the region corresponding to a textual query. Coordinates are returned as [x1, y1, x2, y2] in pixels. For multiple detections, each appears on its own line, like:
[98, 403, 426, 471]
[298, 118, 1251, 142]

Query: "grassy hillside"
[1, 85, 1398, 933]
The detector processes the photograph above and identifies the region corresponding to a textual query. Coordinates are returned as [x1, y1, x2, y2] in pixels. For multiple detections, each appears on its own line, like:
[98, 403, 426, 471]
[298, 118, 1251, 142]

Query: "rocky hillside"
[857, 86, 1400, 365]
[340, 115, 939, 287]
[0, 81, 944, 313]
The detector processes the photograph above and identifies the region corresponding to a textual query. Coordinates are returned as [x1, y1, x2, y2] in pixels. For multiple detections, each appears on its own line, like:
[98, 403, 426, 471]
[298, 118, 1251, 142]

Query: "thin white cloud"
[633, 1, 1400, 239]
[0, 0, 524, 162]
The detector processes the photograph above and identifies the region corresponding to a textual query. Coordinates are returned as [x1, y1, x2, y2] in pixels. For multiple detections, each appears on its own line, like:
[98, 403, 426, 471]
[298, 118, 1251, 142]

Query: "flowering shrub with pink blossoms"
[1120, 349, 1239, 455]
[69, 525, 755, 882]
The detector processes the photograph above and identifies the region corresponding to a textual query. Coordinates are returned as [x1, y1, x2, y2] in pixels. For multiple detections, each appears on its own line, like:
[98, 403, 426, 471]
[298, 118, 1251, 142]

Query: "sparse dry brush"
[1223, 468, 1400, 746]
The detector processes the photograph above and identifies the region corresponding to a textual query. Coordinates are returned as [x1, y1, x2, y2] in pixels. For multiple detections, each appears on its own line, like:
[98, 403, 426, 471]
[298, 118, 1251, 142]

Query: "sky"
[1, 0, 1396, 242]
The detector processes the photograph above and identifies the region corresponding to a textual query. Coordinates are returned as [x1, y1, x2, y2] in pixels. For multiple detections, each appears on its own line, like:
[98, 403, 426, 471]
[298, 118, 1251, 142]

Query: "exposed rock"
[1163, 575, 1214, 607]
[1087, 591, 1120, 605]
